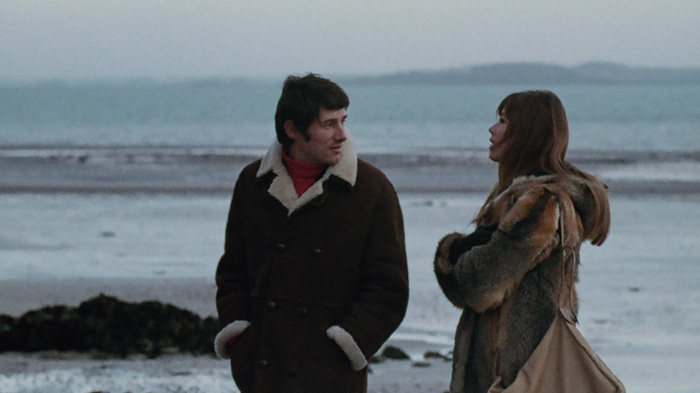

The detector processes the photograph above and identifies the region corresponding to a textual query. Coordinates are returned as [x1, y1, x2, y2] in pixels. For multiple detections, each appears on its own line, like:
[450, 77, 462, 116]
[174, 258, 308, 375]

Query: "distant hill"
[341, 62, 700, 85]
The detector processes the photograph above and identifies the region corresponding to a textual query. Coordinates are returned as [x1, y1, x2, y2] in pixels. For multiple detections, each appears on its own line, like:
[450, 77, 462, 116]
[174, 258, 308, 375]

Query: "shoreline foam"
[2, 146, 699, 195]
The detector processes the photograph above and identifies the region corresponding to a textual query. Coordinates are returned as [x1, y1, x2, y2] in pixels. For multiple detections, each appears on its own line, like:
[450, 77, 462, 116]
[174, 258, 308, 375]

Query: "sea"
[2, 80, 699, 193]
[2, 80, 699, 152]
[1, 81, 700, 392]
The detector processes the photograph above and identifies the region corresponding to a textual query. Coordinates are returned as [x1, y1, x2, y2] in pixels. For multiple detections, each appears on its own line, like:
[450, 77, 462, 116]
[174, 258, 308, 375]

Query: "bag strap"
[490, 201, 581, 388]
[558, 202, 579, 324]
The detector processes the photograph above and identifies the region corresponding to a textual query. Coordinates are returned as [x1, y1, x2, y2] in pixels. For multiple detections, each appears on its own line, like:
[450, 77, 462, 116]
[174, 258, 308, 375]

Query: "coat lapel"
[256, 141, 357, 216]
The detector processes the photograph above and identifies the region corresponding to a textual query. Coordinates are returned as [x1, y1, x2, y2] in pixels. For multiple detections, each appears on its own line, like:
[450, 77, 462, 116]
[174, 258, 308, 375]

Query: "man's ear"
[284, 120, 300, 142]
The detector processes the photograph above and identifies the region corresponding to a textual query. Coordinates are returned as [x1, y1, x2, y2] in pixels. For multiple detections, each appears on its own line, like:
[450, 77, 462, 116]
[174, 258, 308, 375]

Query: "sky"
[1, 0, 699, 81]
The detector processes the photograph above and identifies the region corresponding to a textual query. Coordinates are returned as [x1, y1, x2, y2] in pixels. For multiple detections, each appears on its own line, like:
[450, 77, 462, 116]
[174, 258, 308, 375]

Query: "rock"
[381, 345, 410, 360]
[0, 314, 15, 351]
[412, 360, 431, 368]
[0, 294, 219, 357]
[424, 350, 452, 361]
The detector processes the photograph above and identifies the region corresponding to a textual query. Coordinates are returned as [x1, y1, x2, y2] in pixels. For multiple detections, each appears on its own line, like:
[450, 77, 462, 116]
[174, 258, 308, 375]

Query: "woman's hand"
[448, 225, 498, 264]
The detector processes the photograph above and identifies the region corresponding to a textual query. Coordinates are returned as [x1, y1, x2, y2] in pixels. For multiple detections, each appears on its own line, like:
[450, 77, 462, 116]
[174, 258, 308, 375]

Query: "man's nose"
[336, 124, 347, 140]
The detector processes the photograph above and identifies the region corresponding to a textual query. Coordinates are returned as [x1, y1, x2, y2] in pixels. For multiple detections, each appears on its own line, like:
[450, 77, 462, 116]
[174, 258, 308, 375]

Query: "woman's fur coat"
[434, 174, 605, 392]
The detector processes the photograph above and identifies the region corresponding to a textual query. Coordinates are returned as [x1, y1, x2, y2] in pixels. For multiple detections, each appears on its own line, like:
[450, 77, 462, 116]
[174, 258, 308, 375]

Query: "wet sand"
[1, 147, 699, 392]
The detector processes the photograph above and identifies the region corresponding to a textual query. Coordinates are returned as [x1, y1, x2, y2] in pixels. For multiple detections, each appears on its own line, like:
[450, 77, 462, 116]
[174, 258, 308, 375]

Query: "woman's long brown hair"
[475, 90, 610, 245]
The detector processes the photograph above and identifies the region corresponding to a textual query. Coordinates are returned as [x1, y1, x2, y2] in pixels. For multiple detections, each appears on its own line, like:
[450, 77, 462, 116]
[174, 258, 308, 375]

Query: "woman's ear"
[284, 120, 300, 142]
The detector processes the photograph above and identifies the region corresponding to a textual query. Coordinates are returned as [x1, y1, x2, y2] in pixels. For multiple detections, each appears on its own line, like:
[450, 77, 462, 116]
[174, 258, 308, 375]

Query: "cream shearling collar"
[256, 140, 358, 215]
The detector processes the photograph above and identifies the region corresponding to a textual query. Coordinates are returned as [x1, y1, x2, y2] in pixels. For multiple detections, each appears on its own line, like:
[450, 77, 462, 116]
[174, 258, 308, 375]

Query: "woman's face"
[488, 112, 508, 162]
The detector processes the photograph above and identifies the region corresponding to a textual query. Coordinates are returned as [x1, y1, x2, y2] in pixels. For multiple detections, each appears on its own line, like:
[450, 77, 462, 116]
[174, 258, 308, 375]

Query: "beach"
[0, 350, 453, 393]
[1, 78, 699, 392]
[1, 148, 700, 392]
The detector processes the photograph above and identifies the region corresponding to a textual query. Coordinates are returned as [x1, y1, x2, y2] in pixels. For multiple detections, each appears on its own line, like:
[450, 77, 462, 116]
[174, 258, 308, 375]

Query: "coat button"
[265, 301, 277, 310]
[274, 243, 287, 253]
[298, 306, 308, 317]
[288, 368, 299, 378]
[257, 360, 270, 370]
[311, 248, 322, 257]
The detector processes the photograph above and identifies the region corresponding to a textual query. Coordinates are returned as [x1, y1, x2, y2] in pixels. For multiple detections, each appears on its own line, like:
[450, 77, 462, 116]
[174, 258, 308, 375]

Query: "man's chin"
[328, 153, 342, 165]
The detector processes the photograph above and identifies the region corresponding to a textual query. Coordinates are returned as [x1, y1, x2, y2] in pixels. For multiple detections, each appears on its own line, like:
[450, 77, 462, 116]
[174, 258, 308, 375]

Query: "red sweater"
[281, 148, 326, 196]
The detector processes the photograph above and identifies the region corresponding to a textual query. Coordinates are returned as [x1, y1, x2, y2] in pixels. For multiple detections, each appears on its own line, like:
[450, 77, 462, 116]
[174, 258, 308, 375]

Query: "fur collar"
[256, 140, 358, 215]
[492, 173, 605, 238]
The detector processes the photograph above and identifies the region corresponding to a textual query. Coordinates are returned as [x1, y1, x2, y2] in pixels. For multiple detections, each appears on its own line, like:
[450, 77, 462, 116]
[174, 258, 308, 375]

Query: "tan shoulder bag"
[488, 213, 625, 393]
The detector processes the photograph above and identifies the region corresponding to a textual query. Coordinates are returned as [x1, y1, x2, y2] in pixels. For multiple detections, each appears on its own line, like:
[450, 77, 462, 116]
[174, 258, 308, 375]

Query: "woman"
[433, 90, 610, 392]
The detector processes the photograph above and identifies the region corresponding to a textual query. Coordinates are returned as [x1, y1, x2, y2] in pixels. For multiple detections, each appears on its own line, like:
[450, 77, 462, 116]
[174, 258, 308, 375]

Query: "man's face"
[287, 108, 348, 165]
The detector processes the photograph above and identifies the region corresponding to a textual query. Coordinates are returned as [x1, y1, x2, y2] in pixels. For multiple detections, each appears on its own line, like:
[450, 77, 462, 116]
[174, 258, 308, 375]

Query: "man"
[214, 73, 409, 393]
